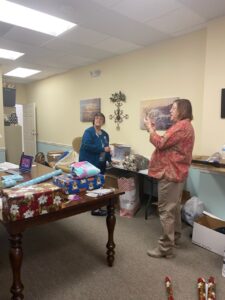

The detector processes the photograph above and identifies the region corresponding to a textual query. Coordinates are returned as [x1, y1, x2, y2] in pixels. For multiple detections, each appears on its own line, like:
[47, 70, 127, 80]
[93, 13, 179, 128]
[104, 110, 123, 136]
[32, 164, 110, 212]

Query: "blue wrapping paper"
[53, 173, 105, 194]
[15, 169, 62, 187]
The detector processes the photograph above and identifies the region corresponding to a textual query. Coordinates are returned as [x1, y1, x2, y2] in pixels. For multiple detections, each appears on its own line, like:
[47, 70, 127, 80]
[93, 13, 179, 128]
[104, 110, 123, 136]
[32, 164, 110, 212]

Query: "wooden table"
[0, 164, 122, 299]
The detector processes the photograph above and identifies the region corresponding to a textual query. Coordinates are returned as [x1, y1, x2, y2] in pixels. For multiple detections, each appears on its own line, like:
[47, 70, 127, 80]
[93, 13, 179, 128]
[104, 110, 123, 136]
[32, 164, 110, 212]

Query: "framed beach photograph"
[80, 98, 101, 122]
[140, 97, 178, 130]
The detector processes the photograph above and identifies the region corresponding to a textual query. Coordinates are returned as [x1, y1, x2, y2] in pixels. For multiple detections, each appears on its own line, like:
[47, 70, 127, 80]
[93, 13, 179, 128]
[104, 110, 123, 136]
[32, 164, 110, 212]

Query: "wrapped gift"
[53, 173, 105, 194]
[70, 161, 100, 179]
[1, 182, 65, 221]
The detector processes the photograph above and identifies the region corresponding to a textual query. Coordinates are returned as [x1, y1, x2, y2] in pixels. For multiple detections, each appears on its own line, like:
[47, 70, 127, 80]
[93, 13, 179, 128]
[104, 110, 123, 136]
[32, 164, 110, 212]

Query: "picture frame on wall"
[140, 97, 178, 130]
[80, 98, 101, 122]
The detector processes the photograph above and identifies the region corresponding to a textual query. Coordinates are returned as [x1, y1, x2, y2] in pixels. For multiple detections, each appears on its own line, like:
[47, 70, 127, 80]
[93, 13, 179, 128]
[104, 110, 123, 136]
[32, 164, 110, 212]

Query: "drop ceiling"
[1, 0, 225, 84]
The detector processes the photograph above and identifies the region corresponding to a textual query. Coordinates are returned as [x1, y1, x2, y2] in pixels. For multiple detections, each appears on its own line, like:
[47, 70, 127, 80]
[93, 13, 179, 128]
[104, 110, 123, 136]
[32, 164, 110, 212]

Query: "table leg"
[139, 174, 144, 203]
[106, 200, 116, 267]
[9, 233, 24, 300]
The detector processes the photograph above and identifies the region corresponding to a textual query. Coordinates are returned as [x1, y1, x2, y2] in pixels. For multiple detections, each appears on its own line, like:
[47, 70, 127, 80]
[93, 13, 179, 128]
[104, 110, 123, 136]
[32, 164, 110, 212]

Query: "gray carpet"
[0, 207, 224, 300]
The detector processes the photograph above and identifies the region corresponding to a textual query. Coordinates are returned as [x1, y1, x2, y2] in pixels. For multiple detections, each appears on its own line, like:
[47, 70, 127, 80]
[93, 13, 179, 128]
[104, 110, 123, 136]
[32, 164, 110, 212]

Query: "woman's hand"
[144, 117, 156, 133]
[104, 146, 111, 152]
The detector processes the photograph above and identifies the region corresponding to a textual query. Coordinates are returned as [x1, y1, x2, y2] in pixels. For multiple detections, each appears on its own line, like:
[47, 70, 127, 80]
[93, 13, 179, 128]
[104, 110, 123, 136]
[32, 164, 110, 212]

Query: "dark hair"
[92, 112, 105, 125]
[173, 99, 193, 121]
[34, 152, 45, 163]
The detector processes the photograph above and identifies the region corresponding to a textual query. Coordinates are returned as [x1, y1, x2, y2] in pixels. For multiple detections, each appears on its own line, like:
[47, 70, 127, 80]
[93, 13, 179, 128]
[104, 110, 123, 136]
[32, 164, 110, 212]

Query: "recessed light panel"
[4, 67, 41, 78]
[0, 1, 76, 36]
[0, 48, 24, 60]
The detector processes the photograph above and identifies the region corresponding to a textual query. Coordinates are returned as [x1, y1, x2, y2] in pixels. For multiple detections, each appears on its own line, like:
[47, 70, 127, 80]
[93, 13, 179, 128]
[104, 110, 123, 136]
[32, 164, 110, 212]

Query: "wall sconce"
[109, 91, 128, 130]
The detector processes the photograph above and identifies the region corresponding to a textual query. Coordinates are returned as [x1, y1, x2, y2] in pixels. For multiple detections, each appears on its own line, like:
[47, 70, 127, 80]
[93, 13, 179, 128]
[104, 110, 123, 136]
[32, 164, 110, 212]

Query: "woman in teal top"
[79, 112, 111, 216]
[79, 112, 111, 174]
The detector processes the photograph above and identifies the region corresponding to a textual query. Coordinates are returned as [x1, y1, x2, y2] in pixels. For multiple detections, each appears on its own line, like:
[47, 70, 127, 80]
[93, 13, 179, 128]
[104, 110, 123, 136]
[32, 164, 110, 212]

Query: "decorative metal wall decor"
[109, 91, 128, 130]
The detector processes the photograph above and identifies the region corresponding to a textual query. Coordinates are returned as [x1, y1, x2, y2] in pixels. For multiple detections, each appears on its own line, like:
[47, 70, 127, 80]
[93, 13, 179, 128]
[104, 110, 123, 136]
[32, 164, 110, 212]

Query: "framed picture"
[140, 97, 178, 130]
[80, 98, 101, 122]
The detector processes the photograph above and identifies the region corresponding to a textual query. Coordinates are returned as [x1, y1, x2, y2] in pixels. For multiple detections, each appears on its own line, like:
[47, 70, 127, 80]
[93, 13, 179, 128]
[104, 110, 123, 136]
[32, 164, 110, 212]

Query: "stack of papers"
[0, 162, 19, 171]
[86, 188, 115, 197]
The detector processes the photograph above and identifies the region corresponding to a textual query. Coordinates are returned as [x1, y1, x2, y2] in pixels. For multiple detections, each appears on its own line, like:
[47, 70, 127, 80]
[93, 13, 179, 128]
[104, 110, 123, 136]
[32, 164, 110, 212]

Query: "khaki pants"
[157, 178, 185, 253]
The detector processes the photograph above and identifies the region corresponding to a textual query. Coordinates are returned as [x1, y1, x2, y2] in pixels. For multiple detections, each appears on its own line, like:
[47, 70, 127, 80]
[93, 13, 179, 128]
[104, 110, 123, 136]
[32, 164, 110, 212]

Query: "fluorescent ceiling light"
[4, 67, 41, 78]
[0, 1, 76, 36]
[0, 48, 24, 60]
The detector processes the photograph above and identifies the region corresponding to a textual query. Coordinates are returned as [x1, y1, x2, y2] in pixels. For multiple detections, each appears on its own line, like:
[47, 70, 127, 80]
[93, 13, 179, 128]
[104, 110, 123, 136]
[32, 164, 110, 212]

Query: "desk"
[192, 155, 225, 175]
[0, 164, 122, 300]
[187, 156, 225, 219]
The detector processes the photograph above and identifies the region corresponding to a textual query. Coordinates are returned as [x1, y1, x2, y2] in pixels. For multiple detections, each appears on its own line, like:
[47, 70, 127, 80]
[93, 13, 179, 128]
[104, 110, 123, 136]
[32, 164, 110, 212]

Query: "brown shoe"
[147, 247, 174, 258]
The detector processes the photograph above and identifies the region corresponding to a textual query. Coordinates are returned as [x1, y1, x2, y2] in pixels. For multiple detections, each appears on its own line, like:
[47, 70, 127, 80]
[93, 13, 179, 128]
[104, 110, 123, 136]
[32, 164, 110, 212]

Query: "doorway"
[16, 103, 37, 157]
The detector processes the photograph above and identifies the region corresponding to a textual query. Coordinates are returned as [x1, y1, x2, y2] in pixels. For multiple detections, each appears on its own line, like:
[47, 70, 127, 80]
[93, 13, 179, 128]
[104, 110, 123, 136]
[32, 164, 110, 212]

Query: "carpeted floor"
[0, 207, 224, 299]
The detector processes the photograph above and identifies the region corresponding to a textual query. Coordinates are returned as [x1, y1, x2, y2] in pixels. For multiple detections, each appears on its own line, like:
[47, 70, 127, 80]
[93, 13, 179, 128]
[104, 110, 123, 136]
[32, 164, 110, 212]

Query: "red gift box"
[1, 182, 65, 221]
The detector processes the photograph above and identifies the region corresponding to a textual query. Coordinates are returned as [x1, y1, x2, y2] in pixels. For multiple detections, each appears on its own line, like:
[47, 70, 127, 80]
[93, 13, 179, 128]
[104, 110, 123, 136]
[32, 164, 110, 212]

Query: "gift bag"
[118, 176, 140, 217]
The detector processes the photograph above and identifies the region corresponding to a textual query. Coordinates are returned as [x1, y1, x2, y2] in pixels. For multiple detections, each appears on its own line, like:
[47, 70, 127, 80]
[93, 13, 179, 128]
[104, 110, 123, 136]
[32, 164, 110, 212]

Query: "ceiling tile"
[94, 37, 141, 54]
[179, 0, 225, 19]
[43, 38, 114, 59]
[60, 26, 109, 46]
[92, 0, 121, 8]
[147, 6, 205, 34]
[2, 27, 53, 47]
[112, 0, 182, 22]
[0, 22, 14, 37]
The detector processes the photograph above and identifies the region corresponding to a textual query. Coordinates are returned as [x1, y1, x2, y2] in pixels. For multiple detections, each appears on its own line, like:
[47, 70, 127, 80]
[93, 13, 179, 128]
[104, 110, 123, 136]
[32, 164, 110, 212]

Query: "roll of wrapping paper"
[197, 277, 206, 300]
[0, 179, 17, 188]
[15, 169, 62, 187]
[165, 277, 174, 300]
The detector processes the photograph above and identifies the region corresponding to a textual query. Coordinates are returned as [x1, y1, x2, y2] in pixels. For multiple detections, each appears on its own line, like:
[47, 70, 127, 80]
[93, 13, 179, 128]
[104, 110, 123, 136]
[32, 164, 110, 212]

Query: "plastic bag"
[181, 196, 204, 226]
[118, 176, 140, 217]
[55, 151, 79, 173]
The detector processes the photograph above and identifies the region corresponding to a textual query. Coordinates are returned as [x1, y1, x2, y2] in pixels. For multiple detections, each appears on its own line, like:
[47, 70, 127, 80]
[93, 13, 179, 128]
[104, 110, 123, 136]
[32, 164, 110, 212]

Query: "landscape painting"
[80, 98, 101, 122]
[140, 97, 178, 130]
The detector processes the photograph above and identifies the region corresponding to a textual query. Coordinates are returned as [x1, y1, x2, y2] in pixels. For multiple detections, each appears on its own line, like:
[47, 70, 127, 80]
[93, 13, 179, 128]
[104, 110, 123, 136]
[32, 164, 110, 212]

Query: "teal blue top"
[79, 126, 111, 174]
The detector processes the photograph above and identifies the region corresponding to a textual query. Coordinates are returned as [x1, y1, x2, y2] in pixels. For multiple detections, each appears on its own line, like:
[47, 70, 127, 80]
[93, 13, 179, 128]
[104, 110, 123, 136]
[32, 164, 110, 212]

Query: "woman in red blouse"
[144, 99, 195, 258]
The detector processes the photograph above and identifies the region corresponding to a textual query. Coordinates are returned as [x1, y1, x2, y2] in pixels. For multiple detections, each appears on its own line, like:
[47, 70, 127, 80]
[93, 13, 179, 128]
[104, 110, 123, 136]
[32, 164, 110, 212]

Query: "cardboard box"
[192, 213, 225, 256]
[111, 143, 131, 161]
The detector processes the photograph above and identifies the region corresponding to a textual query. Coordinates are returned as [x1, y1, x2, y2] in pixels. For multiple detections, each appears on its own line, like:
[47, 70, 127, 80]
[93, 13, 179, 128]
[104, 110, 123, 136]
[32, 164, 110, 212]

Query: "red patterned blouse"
[148, 119, 195, 182]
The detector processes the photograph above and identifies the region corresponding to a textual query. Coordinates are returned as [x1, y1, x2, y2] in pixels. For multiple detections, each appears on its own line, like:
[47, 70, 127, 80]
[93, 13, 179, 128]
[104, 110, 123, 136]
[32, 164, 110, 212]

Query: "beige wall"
[202, 16, 225, 154]
[26, 29, 206, 158]
[16, 84, 27, 104]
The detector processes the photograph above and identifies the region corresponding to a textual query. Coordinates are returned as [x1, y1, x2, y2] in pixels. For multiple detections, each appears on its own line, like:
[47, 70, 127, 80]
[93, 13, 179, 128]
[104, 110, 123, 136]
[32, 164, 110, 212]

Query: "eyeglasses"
[95, 116, 104, 121]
